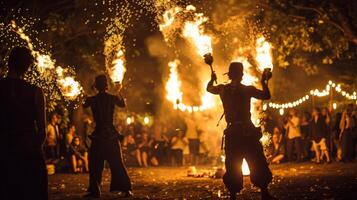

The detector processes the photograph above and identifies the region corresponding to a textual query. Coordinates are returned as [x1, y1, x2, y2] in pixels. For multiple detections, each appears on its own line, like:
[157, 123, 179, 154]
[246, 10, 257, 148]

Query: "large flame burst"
[10, 20, 82, 100]
[104, 19, 126, 85]
[158, 4, 273, 175]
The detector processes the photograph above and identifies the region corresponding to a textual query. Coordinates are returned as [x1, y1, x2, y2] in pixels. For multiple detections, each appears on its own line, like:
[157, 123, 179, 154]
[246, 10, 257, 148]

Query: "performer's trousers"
[88, 139, 131, 194]
[223, 128, 272, 193]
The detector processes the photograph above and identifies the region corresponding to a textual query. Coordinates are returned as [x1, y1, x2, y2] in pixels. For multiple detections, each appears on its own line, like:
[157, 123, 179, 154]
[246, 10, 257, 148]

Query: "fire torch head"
[94, 74, 108, 93]
[227, 62, 243, 81]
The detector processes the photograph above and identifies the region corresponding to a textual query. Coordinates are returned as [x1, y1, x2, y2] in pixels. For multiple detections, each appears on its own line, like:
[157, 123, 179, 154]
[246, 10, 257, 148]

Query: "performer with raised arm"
[83, 75, 132, 198]
[204, 54, 276, 200]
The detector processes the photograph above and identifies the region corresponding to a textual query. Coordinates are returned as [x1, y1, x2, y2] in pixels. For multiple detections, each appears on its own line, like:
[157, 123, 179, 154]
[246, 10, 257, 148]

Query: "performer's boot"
[229, 191, 237, 200]
[124, 190, 133, 197]
[261, 188, 277, 200]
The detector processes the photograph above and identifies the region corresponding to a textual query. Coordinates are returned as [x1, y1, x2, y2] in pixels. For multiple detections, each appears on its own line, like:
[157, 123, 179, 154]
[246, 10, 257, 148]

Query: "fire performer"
[0, 47, 48, 200]
[83, 75, 132, 198]
[205, 55, 275, 200]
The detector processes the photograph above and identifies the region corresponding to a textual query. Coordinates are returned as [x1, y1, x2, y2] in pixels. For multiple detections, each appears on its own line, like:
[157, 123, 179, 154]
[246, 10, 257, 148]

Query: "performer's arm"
[206, 72, 223, 95]
[114, 93, 126, 107]
[250, 80, 271, 100]
[35, 87, 46, 145]
[114, 83, 126, 107]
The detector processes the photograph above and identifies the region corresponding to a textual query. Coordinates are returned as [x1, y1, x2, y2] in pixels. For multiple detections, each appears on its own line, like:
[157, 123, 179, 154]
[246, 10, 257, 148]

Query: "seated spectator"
[138, 131, 158, 167]
[171, 130, 188, 166]
[69, 137, 89, 173]
[310, 108, 331, 163]
[65, 124, 77, 153]
[123, 134, 142, 167]
[266, 133, 285, 164]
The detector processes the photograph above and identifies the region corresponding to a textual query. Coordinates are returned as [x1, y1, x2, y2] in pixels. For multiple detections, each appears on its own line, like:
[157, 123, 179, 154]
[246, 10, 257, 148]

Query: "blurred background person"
[69, 136, 88, 173]
[310, 108, 331, 163]
[284, 109, 303, 162]
[171, 129, 188, 166]
[45, 112, 60, 162]
[339, 105, 356, 162]
[266, 132, 285, 164]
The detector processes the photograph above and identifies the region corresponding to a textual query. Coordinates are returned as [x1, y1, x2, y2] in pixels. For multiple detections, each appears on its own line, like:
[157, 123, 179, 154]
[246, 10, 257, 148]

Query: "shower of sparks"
[104, 18, 127, 85]
[9, 20, 82, 100]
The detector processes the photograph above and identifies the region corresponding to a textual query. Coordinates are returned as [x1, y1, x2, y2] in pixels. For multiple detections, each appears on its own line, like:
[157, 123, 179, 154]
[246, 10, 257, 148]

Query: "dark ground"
[49, 162, 357, 200]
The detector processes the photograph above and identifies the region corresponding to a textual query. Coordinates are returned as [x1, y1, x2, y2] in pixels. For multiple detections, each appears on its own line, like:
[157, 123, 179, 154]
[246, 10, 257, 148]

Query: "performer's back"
[84, 92, 125, 131]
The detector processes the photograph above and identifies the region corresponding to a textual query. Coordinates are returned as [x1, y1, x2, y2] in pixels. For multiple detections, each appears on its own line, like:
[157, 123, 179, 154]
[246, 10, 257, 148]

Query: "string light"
[267, 81, 356, 110]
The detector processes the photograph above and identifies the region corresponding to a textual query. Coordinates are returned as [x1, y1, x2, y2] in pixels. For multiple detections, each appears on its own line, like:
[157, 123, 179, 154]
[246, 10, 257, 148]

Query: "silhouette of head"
[94, 74, 108, 92]
[227, 62, 243, 81]
[8, 46, 34, 76]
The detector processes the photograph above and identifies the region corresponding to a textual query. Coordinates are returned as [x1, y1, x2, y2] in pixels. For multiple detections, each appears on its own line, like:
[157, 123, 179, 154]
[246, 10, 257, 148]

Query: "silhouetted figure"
[205, 56, 275, 200]
[0, 47, 48, 200]
[83, 75, 132, 198]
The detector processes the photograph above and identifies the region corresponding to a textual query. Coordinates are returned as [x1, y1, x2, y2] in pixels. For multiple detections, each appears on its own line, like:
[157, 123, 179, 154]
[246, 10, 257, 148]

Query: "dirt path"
[49, 162, 357, 199]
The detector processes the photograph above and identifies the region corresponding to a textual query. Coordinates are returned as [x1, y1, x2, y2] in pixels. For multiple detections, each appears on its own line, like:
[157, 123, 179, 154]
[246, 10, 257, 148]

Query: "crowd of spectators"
[264, 103, 357, 164]
[43, 103, 357, 174]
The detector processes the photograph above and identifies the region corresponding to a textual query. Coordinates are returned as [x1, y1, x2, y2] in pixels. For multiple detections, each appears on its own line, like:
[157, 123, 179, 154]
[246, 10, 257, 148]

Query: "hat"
[225, 62, 243, 77]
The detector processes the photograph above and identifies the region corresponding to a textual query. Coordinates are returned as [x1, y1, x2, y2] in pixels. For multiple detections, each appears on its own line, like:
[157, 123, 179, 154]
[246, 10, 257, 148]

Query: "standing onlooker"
[300, 112, 311, 160]
[0, 46, 48, 199]
[310, 108, 331, 163]
[69, 136, 89, 173]
[46, 112, 60, 161]
[340, 105, 356, 162]
[332, 112, 342, 161]
[171, 130, 188, 166]
[185, 116, 199, 165]
[284, 109, 303, 162]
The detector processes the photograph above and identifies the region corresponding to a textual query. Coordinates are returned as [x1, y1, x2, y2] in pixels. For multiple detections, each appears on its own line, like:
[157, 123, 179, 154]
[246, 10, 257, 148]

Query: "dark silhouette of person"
[83, 75, 132, 198]
[205, 57, 275, 200]
[0, 46, 48, 200]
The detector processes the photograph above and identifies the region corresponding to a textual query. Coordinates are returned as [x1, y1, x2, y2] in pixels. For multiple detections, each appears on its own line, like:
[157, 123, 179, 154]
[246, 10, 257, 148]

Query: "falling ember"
[242, 159, 250, 176]
[182, 8, 212, 57]
[109, 50, 126, 83]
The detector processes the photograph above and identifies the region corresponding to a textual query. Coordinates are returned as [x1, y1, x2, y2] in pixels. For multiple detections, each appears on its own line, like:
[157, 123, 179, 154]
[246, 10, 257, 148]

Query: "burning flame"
[159, 7, 182, 33]
[166, 59, 183, 108]
[109, 50, 126, 83]
[10, 21, 82, 100]
[256, 36, 273, 72]
[165, 60, 217, 112]
[242, 158, 250, 176]
[182, 11, 212, 56]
